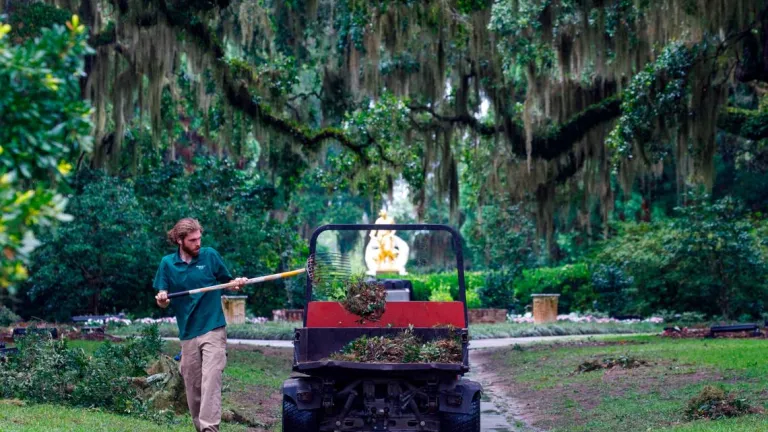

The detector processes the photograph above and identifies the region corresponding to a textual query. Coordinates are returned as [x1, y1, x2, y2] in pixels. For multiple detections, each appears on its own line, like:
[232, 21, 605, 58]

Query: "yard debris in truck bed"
[329, 328, 462, 364]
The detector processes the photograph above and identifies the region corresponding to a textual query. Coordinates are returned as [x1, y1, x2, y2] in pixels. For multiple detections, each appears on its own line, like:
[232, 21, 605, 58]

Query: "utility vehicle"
[281, 224, 482, 432]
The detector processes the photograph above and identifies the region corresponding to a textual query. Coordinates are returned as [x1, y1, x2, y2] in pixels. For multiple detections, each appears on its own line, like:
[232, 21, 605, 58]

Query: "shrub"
[591, 264, 636, 316]
[0, 305, 20, 326]
[594, 194, 768, 319]
[404, 272, 485, 301]
[514, 264, 595, 313]
[0, 325, 163, 418]
[466, 289, 482, 309]
[428, 284, 453, 302]
[479, 270, 516, 310]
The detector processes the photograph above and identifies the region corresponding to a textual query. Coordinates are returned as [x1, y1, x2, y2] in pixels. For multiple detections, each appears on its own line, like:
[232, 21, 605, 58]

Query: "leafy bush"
[594, 194, 768, 319]
[404, 272, 485, 301]
[0, 14, 93, 291]
[514, 264, 595, 313]
[466, 289, 482, 309]
[428, 284, 453, 302]
[591, 264, 636, 316]
[0, 325, 164, 418]
[478, 269, 516, 310]
[0, 305, 20, 326]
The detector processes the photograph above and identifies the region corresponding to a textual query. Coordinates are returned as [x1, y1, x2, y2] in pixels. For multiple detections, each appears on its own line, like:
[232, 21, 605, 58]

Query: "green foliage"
[403, 271, 485, 301]
[717, 107, 768, 141]
[24, 173, 155, 321]
[0, 305, 20, 326]
[21, 158, 307, 320]
[461, 199, 540, 270]
[456, 0, 490, 14]
[478, 269, 516, 310]
[607, 42, 695, 164]
[590, 264, 635, 316]
[465, 289, 482, 309]
[514, 263, 595, 313]
[665, 194, 767, 319]
[7, 3, 72, 42]
[0, 326, 164, 419]
[0, 15, 93, 292]
[594, 194, 768, 318]
[428, 284, 453, 302]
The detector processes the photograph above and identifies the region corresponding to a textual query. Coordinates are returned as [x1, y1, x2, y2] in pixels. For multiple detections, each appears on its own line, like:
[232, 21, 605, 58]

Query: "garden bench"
[80, 326, 105, 334]
[708, 324, 761, 337]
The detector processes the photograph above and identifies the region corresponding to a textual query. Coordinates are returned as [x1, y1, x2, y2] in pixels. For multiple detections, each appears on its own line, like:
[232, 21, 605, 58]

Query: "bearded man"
[154, 218, 247, 432]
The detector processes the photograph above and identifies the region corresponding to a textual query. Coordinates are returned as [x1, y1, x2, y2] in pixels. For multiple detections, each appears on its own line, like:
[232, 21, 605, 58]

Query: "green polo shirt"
[153, 247, 233, 340]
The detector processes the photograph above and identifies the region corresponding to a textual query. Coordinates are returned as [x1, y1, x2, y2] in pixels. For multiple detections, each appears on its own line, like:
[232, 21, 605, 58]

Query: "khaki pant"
[180, 326, 227, 432]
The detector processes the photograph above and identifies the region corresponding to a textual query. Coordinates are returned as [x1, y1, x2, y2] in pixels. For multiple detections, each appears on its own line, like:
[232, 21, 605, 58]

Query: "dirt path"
[468, 350, 542, 432]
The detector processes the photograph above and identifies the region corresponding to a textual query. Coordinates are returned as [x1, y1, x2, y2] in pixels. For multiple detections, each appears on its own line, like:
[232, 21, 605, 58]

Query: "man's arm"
[153, 260, 171, 308]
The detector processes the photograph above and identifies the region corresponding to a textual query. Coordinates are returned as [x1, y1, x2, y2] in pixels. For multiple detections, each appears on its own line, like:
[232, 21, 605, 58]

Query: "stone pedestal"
[221, 295, 247, 324]
[532, 294, 560, 324]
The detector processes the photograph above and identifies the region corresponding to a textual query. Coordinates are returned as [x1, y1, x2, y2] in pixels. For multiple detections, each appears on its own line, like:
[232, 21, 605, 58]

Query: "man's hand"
[156, 290, 170, 308]
[231, 277, 248, 291]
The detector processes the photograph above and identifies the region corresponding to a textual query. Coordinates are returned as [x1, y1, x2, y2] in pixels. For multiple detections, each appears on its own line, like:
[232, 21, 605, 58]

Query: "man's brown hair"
[167, 218, 203, 245]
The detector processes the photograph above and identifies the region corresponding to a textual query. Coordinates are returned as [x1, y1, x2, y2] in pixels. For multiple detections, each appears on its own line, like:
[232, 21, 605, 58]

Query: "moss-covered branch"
[411, 96, 621, 161]
[139, 0, 373, 160]
[718, 108, 768, 140]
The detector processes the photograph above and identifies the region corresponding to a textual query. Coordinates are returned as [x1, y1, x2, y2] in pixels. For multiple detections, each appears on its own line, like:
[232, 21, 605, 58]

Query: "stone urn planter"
[468, 308, 507, 324]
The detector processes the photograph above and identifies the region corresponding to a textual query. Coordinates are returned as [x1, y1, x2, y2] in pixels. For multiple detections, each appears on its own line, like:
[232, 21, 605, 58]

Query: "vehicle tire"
[440, 393, 480, 432]
[282, 397, 319, 432]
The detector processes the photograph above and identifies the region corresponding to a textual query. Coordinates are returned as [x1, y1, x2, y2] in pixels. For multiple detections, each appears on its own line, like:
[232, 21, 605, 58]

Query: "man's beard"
[182, 244, 200, 257]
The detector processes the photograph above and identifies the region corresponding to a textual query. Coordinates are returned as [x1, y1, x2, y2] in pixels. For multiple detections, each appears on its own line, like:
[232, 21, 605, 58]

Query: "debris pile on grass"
[662, 327, 767, 339]
[577, 355, 648, 373]
[685, 386, 761, 420]
[330, 329, 462, 364]
[340, 275, 387, 322]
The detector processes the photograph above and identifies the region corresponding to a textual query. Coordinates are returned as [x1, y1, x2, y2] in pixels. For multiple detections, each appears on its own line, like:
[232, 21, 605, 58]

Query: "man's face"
[179, 230, 202, 257]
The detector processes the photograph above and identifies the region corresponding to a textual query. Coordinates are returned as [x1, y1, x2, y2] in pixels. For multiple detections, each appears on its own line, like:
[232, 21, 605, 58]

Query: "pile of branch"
[576, 355, 648, 373]
[340, 275, 387, 323]
[330, 330, 462, 364]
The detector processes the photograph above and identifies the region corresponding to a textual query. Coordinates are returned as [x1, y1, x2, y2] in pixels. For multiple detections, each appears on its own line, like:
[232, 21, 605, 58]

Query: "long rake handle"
[166, 268, 306, 299]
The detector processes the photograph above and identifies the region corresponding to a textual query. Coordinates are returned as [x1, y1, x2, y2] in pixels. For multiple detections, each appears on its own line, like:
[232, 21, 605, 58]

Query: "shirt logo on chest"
[196, 265, 206, 270]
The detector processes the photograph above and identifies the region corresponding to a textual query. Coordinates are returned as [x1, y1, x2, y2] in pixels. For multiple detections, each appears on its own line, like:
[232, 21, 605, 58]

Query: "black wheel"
[440, 393, 481, 432]
[282, 397, 319, 432]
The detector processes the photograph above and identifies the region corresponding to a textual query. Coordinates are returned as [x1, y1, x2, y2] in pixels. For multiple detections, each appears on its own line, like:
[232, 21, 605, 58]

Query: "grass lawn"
[108, 320, 664, 341]
[469, 321, 663, 339]
[0, 339, 293, 432]
[480, 335, 768, 432]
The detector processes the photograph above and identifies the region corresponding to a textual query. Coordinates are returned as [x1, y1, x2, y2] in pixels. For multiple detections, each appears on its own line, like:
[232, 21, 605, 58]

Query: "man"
[154, 218, 247, 432]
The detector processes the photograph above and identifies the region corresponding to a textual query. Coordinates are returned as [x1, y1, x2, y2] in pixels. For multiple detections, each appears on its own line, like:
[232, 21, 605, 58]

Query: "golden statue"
[365, 209, 409, 275]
